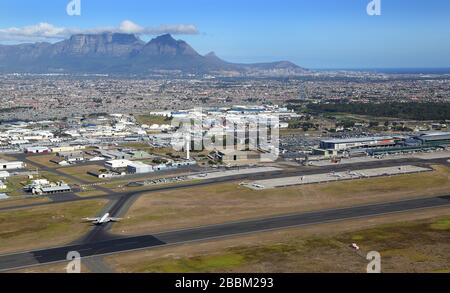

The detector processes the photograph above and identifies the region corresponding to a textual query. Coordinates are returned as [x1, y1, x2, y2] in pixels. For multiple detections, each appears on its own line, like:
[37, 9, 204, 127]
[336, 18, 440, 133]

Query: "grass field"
[0, 196, 50, 209]
[57, 164, 104, 183]
[26, 155, 59, 168]
[76, 190, 108, 198]
[135, 115, 172, 126]
[39, 171, 78, 185]
[111, 165, 450, 235]
[0, 199, 107, 254]
[106, 211, 450, 273]
[3, 176, 29, 196]
[3, 171, 80, 196]
[0, 154, 16, 161]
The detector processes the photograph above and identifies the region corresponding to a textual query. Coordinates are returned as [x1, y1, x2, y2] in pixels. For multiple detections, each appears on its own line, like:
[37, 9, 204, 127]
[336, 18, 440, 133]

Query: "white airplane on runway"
[83, 213, 122, 225]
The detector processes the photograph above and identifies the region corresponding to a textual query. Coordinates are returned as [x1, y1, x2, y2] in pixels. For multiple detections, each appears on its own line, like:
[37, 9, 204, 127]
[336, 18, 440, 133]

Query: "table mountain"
[0, 33, 307, 75]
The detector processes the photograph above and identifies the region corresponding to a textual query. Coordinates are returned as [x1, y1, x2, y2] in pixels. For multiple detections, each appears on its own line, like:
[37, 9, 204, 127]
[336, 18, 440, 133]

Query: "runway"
[1, 194, 449, 272]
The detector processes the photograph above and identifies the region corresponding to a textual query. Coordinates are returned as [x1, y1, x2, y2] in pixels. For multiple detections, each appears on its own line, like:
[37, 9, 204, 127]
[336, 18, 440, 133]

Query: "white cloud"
[119, 21, 199, 35]
[119, 20, 143, 34]
[0, 21, 199, 43]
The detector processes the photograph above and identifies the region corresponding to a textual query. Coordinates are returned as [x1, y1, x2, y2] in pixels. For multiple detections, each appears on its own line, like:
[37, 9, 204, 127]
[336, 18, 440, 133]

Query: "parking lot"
[245, 165, 432, 190]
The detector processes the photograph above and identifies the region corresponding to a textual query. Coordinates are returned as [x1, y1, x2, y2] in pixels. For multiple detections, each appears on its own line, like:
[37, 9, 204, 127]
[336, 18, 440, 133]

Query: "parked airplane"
[252, 183, 265, 189]
[83, 213, 122, 225]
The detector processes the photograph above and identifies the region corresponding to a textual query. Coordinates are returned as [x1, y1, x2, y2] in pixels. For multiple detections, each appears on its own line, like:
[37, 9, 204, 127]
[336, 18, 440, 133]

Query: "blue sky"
[0, 0, 449, 68]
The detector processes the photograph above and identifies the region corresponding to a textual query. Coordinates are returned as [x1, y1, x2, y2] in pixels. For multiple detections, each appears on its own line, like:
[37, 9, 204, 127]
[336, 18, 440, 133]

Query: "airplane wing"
[82, 218, 100, 222]
[109, 217, 122, 222]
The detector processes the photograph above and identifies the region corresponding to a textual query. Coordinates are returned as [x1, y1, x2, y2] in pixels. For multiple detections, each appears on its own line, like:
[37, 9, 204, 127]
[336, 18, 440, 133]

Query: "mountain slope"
[0, 33, 307, 75]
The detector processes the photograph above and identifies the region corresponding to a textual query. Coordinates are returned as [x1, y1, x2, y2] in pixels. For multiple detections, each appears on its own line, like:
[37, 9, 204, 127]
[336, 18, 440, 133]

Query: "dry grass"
[0, 199, 108, 254]
[57, 165, 104, 183]
[2, 175, 30, 196]
[0, 197, 50, 209]
[76, 190, 108, 198]
[106, 207, 450, 273]
[39, 171, 78, 185]
[0, 154, 16, 161]
[26, 155, 59, 168]
[111, 165, 450, 235]
[135, 115, 171, 126]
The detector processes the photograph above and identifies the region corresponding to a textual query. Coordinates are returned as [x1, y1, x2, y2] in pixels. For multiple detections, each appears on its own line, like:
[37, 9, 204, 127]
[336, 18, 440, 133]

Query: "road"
[0, 194, 449, 272]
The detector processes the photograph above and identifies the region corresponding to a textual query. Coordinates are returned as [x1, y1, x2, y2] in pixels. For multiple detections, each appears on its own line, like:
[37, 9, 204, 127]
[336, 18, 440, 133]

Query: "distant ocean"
[317, 68, 450, 74]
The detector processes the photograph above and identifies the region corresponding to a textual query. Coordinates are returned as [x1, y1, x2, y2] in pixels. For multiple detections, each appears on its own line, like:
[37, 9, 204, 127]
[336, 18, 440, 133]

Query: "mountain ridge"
[0, 33, 308, 75]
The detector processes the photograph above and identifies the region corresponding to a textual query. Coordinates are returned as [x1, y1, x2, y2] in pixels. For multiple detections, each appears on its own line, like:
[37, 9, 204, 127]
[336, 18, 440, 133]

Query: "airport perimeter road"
[0, 194, 449, 272]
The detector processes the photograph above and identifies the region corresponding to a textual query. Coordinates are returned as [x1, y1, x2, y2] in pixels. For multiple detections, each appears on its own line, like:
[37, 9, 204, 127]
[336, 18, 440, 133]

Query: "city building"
[51, 145, 86, 153]
[208, 150, 251, 163]
[98, 150, 132, 160]
[24, 179, 72, 195]
[39, 184, 72, 195]
[319, 136, 397, 151]
[0, 171, 10, 179]
[87, 171, 113, 179]
[0, 161, 25, 170]
[127, 162, 154, 174]
[414, 132, 450, 146]
[25, 146, 50, 154]
[105, 160, 133, 170]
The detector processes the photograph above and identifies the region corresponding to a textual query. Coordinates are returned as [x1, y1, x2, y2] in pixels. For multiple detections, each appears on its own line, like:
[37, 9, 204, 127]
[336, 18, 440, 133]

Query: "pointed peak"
[153, 34, 176, 42]
[205, 51, 217, 57]
[204, 51, 225, 62]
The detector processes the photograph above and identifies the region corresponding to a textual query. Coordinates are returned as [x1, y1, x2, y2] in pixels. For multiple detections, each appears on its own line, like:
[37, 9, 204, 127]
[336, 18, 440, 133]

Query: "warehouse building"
[105, 160, 133, 170]
[414, 132, 450, 146]
[88, 171, 114, 179]
[25, 146, 50, 154]
[51, 145, 86, 153]
[0, 160, 25, 170]
[127, 162, 154, 174]
[39, 184, 72, 195]
[0, 171, 10, 179]
[98, 150, 132, 160]
[24, 179, 72, 195]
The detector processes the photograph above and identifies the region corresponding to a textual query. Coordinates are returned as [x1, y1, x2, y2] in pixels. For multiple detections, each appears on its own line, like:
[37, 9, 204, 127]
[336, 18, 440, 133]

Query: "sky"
[0, 0, 449, 69]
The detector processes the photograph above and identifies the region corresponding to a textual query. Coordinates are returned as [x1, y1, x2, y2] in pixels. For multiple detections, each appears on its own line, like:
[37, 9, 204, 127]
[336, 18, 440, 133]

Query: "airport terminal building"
[413, 132, 450, 147]
[317, 132, 450, 157]
[319, 136, 397, 151]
